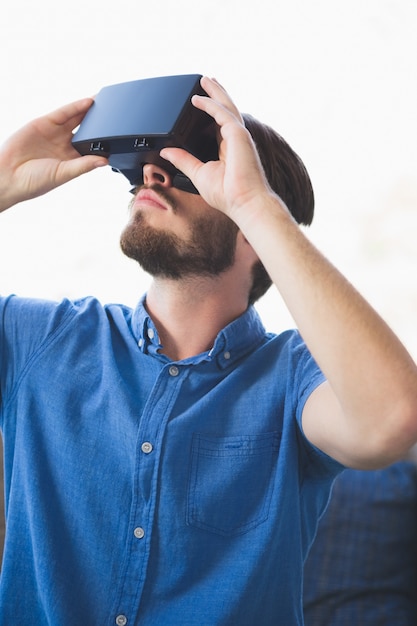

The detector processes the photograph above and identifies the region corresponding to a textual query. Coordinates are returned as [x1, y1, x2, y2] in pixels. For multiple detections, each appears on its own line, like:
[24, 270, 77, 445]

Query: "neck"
[145, 272, 250, 361]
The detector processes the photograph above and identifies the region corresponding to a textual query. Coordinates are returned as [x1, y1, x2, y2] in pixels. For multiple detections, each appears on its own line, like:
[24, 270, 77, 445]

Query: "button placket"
[115, 360, 185, 622]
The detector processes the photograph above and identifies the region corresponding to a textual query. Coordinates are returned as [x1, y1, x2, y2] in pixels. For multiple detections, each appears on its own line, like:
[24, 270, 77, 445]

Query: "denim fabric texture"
[0, 295, 342, 625]
[303, 462, 417, 625]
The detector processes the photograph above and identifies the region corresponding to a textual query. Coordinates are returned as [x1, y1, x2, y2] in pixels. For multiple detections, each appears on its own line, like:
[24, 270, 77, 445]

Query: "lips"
[134, 189, 169, 211]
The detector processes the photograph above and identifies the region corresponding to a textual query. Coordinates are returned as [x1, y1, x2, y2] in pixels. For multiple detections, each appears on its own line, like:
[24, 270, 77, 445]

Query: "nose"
[143, 163, 173, 188]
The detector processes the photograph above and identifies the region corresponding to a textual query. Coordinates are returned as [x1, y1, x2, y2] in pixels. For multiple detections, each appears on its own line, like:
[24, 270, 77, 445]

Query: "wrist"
[0, 179, 19, 213]
[230, 190, 292, 233]
[0, 186, 14, 213]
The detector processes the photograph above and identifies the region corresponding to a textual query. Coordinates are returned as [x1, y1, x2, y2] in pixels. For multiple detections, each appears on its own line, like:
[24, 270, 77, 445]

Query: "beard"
[119, 188, 239, 279]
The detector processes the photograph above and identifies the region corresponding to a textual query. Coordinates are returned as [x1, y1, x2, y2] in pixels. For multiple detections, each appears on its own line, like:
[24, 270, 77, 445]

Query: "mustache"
[129, 183, 178, 213]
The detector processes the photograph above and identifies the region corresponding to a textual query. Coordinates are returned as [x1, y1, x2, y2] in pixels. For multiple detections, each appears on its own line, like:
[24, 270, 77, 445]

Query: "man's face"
[120, 181, 239, 279]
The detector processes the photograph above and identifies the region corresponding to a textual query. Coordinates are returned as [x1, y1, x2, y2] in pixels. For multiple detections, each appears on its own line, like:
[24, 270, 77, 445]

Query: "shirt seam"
[2, 304, 78, 412]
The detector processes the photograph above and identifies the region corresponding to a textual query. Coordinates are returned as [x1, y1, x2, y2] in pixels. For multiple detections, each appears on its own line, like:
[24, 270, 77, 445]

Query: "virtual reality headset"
[72, 74, 218, 194]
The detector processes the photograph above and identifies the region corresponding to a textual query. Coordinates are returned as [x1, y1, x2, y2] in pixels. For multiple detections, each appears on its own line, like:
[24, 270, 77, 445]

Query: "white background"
[1, 0, 417, 355]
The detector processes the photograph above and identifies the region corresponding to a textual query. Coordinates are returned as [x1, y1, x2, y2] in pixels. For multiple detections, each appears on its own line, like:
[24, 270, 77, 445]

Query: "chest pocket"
[187, 432, 281, 537]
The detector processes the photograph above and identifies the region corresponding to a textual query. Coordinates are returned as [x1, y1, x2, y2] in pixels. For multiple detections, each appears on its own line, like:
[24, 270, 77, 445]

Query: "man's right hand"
[0, 98, 108, 212]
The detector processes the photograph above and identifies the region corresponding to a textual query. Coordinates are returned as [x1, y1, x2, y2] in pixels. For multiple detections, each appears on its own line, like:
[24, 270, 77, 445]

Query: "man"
[0, 76, 416, 625]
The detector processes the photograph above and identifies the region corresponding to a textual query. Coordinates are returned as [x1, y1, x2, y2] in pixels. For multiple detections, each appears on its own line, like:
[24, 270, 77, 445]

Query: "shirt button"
[169, 365, 179, 377]
[134, 527, 145, 539]
[224, 351, 231, 360]
[115, 615, 127, 626]
[147, 328, 155, 340]
[141, 441, 153, 454]
[138, 338, 144, 348]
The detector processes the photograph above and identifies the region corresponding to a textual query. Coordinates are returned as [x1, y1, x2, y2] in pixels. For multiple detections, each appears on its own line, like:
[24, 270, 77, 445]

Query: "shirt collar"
[131, 294, 267, 367]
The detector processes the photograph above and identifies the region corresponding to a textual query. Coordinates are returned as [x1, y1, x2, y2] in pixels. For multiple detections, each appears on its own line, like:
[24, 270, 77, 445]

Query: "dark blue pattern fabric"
[303, 461, 417, 625]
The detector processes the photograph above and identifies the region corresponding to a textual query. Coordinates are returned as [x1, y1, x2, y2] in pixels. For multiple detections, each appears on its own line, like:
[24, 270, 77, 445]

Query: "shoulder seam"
[2, 302, 78, 411]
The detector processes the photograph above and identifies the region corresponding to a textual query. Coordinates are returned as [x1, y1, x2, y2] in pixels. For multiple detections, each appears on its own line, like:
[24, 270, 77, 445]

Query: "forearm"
[236, 193, 417, 459]
[162, 75, 417, 464]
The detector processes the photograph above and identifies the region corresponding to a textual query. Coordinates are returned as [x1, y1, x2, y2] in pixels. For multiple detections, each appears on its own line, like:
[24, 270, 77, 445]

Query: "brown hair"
[243, 113, 315, 304]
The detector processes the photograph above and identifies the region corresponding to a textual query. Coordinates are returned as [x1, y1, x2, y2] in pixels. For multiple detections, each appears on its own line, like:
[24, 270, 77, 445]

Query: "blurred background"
[0, 0, 416, 356]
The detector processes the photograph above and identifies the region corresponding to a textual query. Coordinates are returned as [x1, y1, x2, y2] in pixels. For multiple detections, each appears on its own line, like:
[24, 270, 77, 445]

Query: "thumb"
[160, 147, 201, 182]
[65, 155, 108, 180]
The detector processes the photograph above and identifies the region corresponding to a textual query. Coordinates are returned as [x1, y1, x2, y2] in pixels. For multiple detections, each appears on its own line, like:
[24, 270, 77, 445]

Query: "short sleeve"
[0, 296, 75, 412]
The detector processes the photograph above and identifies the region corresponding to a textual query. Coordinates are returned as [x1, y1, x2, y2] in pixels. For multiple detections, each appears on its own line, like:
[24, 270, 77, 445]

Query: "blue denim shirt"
[0, 295, 342, 625]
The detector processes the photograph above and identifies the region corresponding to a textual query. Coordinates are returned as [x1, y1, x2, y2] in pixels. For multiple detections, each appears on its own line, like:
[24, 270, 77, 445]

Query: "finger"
[31, 99, 96, 144]
[200, 76, 243, 122]
[160, 147, 202, 182]
[191, 93, 243, 140]
[201, 76, 226, 97]
[47, 98, 95, 128]
[210, 77, 226, 90]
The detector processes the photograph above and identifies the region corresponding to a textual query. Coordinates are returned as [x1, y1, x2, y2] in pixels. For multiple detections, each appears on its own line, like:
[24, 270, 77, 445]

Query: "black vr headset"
[72, 74, 218, 194]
